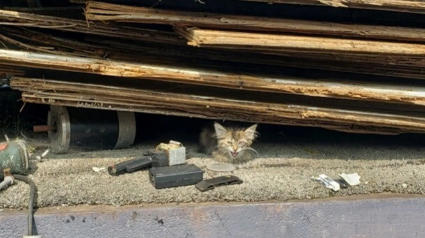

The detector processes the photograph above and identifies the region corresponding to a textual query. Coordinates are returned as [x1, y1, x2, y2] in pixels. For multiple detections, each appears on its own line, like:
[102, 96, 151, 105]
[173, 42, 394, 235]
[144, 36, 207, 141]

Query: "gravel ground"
[2, 133, 425, 209]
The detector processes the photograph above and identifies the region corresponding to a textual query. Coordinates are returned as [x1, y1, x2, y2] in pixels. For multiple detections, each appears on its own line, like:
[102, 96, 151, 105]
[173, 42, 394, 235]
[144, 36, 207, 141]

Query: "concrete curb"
[1, 194, 425, 238]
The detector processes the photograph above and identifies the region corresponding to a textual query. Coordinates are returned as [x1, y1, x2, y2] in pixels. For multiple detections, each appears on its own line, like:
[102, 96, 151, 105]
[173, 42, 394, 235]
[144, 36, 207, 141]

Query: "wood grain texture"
[10, 77, 425, 135]
[176, 27, 425, 55]
[232, 0, 425, 14]
[2, 27, 422, 80]
[3, 49, 425, 106]
[84, 1, 425, 42]
[0, 9, 184, 45]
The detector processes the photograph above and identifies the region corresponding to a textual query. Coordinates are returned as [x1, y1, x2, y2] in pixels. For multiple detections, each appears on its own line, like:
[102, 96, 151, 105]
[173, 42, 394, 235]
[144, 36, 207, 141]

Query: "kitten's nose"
[232, 146, 238, 152]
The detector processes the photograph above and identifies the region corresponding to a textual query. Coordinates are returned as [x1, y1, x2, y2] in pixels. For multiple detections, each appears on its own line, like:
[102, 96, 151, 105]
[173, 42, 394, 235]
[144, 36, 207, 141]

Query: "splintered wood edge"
[174, 27, 201, 47]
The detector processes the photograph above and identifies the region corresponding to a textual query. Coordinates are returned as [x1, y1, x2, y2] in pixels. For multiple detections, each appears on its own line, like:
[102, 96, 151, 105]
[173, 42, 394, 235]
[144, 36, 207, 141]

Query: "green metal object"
[0, 139, 29, 180]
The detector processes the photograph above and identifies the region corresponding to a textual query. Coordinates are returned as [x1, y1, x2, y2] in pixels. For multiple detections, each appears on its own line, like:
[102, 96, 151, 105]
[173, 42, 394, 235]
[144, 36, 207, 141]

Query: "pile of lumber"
[10, 76, 425, 135]
[233, 0, 425, 14]
[0, 8, 184, 45]
[3, 0, 425, 134]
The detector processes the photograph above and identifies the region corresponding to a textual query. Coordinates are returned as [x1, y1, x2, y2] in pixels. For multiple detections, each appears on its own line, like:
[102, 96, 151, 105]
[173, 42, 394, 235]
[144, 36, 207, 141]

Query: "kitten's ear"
[214, 122, 228, 138]
[244, 124, 258, 140]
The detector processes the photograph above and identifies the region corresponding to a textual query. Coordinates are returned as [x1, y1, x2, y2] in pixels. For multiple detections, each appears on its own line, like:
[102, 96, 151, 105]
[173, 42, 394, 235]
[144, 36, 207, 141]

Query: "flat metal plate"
[207, 163, 236, 172]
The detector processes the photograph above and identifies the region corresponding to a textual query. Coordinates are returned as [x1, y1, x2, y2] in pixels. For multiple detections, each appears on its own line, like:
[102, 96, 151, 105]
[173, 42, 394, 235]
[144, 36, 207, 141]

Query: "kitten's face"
[214, 123, 258, 158]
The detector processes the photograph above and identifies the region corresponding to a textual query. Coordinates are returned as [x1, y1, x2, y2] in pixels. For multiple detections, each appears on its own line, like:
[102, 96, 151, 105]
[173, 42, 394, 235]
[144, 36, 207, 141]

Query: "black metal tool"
[196, 175, 243, 192]
[149, 164, 204, 189]
[143, 150, 169, 167]
[108, 146, 187, 176]
[108, 156, 153, 176]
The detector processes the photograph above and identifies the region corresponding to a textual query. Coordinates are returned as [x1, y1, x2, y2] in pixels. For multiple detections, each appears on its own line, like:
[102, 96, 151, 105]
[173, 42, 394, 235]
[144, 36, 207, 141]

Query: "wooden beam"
[82, 36, 425, 80]
[3, 26, 423, 80]
[0, 9, 184, 45]
[4, 26, 422, 81]
[10, 77, 425, 135]
[23, 95, 415, 135]
[176, 27, 425, 55]
[3, 49, 425, 106]
[84, 1, 425, 42]
[232, 0, 425, 14]
[4, 25, 423, 82]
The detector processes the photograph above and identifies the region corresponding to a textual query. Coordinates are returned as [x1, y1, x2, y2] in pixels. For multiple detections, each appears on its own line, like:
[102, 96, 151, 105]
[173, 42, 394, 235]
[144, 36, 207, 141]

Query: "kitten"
[199, 122, 259, 163]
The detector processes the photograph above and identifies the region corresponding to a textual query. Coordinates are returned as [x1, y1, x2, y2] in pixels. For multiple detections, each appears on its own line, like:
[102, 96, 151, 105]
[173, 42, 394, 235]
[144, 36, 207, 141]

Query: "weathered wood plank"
[2, 27, 421, 80]
[82, 36, 425, 80]
[0, 9, 184, 44]
[3, 49, 425, 106]
[0, 27, 109, 58]
[13, 75, 425, 114]
[233, 0, 425, 14]
[11, 77, 425, 135]
[24, 95, 416, 135]
[84, 1, 425, 42]
[176, 27, 425, 55]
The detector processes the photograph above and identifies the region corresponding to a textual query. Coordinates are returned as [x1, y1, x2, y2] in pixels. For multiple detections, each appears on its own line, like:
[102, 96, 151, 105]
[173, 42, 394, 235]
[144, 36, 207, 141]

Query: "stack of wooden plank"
[10, 76, 425, 135]
[3, 0, 425, 134]
[232, 0, 425, 14]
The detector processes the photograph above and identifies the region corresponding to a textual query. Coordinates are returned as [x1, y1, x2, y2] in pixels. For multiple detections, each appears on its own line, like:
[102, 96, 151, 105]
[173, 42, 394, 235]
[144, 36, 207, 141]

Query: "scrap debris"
[155, 140, 186, 166]
[339, 173, 361, 186]
[107, 140, 188, 176]
[196, 175, 243, 192]
[312, 174, 341, 191]
[34, 148, 50, 162]
[104, 139, 245, 192]
[92, 167, 106, 173]
[312, 173, 362, 191]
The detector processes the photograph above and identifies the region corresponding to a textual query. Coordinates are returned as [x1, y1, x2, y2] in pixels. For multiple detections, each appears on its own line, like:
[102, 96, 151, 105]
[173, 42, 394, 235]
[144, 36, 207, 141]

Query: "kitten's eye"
[227, 141, 232, 145]
[239, 142, 246, 146]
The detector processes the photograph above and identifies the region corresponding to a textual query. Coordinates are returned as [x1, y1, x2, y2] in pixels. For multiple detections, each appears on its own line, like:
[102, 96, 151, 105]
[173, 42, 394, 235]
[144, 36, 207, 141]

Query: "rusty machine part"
[0, 137, 29, 180]
[34, 105, 136, 153]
